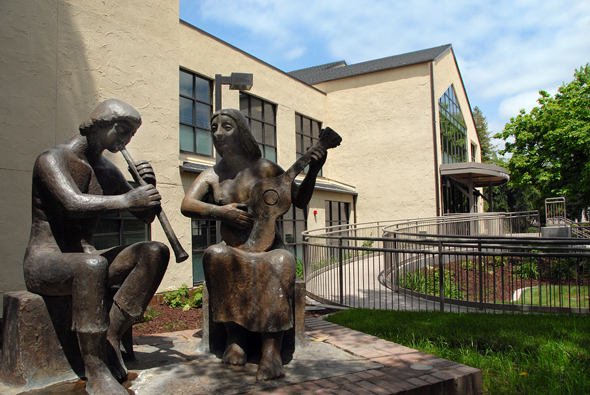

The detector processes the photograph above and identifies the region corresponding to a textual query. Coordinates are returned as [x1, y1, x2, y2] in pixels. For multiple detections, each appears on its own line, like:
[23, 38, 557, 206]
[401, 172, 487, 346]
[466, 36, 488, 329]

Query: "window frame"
[295, 113, 323, 176]
[239, 92, 277, 162]
[179, 69, 213, 156]
[276, 204, 307, 262]
[439, 85, 468, 164]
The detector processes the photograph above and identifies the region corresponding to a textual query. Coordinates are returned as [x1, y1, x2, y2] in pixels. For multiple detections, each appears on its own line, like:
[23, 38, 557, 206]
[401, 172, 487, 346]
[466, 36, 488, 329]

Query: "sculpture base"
[1, 291, 82, 390]
[1, 290, 133, 391]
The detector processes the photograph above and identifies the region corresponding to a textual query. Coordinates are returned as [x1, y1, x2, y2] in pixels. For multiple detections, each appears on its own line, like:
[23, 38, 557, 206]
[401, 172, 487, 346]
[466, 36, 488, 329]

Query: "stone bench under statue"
[1, 289, 134, 390]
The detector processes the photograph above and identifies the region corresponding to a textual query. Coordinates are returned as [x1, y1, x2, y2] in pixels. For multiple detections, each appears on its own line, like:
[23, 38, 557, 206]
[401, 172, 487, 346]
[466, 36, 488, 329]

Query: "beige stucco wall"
[315, 64, 437, 224]
[0, 0, 181, 315]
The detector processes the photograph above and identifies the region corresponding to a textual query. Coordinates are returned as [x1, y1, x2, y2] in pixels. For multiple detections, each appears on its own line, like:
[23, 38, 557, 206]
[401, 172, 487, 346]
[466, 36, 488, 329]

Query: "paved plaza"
[1, 315, 481, 395]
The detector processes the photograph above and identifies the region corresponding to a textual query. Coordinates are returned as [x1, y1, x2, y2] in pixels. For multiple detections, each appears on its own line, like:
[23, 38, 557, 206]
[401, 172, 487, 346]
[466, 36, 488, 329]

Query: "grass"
[326, 309, 590, 395]
[518, 285, 590, 308]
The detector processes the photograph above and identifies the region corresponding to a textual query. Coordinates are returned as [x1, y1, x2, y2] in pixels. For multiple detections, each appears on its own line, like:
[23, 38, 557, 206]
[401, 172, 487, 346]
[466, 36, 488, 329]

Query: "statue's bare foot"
[106, 336, 128, 381]
[256, 350, 284, 381]
[85, 361, 129, 395]
[222, 342, 247, 365]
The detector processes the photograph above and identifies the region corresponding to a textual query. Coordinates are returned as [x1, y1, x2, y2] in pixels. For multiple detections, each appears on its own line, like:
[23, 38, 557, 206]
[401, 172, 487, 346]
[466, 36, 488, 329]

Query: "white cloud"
[183, 0, 590, 139]
[285, 46, 306, 61]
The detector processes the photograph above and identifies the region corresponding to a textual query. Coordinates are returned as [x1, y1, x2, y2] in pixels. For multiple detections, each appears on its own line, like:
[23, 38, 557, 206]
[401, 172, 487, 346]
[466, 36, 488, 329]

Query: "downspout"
[430, 61, 441, 217]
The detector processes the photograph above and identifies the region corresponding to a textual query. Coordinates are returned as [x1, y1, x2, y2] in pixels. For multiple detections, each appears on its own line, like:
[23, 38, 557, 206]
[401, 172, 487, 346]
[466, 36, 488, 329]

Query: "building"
[0, 1, 497, 315]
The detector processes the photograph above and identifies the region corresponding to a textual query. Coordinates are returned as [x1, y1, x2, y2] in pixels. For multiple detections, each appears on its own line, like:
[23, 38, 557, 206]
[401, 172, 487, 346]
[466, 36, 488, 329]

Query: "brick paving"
[249, 316, 483, 395]
[144, 316, 480, 395]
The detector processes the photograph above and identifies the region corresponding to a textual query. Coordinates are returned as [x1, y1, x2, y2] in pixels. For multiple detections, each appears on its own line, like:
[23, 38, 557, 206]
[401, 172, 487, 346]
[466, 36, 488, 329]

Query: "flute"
[121, 149, 189, 263]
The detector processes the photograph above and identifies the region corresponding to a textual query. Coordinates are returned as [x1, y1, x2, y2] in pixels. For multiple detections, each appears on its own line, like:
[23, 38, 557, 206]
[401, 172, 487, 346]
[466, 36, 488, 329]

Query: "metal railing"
[546, 197, 567, 226]
[303, 211, 590, 314]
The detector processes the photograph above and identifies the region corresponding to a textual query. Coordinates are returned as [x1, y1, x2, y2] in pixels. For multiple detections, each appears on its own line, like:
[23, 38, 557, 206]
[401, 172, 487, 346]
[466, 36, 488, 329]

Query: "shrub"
[163, 284, 203, 311]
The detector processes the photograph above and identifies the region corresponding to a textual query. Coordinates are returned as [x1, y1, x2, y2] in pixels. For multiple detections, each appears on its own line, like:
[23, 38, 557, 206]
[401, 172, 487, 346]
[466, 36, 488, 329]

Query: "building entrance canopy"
[440, 162, 509, 212]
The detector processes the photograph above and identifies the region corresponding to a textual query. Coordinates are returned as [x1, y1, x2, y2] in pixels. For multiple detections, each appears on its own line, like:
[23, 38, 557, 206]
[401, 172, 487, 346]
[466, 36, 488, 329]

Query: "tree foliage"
[473, 106, 497, 163]
[472, 106, 540, 213]
[496, 64, 590, 217]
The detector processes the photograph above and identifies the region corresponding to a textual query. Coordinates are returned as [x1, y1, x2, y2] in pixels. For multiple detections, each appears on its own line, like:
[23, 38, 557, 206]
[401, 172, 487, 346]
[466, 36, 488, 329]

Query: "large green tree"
[473, 106, 540, 213]
[496, 64, 590, 217]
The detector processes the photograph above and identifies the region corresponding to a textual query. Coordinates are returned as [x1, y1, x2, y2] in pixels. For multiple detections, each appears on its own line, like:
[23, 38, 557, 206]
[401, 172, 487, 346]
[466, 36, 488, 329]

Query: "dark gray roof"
[288, 44, 452, 85]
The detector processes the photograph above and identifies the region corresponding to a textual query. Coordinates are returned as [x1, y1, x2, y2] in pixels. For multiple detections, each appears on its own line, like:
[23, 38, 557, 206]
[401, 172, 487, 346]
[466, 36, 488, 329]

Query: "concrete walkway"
[306, 254, 471, 313]
[3, 316, 481, 395]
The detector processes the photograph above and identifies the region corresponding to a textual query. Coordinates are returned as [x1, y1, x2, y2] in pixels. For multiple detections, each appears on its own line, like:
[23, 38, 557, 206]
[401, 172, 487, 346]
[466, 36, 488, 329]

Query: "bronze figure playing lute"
[221, 127, 342, 252]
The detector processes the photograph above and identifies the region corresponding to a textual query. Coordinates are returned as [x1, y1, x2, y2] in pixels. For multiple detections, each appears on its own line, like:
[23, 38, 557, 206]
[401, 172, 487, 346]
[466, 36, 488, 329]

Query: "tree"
[472, 106, 540, 213]
[473, 106, 497, 163]
[496, 64, 590, 218]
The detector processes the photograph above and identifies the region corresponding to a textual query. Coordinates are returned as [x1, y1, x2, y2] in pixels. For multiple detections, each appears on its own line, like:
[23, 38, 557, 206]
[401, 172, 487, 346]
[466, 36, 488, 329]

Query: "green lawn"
[326, 309, 590, 395]
[517, 285, 590, 308]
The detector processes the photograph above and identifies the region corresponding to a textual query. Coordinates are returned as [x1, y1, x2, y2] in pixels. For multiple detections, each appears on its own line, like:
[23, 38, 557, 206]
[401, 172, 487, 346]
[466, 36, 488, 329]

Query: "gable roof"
[289, 44, 452, 85]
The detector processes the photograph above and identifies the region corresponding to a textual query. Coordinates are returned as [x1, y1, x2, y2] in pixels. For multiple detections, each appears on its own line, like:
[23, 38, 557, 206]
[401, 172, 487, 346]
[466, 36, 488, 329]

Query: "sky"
[179, 0, 590, 151]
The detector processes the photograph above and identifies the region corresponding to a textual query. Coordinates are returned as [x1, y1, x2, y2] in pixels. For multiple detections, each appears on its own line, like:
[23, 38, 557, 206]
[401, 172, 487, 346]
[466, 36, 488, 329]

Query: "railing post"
[302, 235, 308, 282]
[478, 242, 483, 310]
[338, 237, 344, 305]
[439, 240, 444, 312]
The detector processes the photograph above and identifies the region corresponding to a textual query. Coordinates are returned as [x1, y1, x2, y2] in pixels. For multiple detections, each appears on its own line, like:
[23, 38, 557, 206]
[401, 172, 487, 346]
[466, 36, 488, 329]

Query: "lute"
[221, 127, 342, 252]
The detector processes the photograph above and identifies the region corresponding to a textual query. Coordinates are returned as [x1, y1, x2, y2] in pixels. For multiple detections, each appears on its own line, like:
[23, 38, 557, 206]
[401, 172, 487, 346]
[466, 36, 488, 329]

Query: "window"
[93, 211, 150, 250]
[471, 142, 477, 162]
[325, 201, 350, 228]
[191, 219, 217, 284]
[276, 205, 307, 261]
[239, 93, 277, 162]
[295, 114, 322, 176]
[439, 85, 467, 164]
[180, 70, 213, 156]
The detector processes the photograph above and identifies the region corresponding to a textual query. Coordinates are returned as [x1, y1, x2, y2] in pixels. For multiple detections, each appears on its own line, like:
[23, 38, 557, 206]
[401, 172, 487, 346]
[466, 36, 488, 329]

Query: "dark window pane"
[296, 133, 302, 154]
[295, 114, 302, 133]
[266, 147, 277, 163]
[264, 102, 275, 124]
[312, 121, 320, 138]
[251, 97, 263, 120]
[180, 124, 194, 152]
[305, 136, 313, 151]
[195, 102, 210, 129]
[180, 97, 193, 124]
[239, 94, 249, 114]
[180, 71, 193, 97]
[303, 118, 311, 136]
[194, 76, 210, 102]
[265, 125, 276, 146]
[196, 128, 212, 156]
[251, 120, 263, 142]
[283, 221, 294, 244]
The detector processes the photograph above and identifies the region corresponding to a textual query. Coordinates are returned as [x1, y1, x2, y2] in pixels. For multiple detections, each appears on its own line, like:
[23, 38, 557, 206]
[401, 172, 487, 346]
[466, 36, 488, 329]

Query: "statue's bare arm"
[35, 149, 161, 218]
[181, 168, 254, 229]
[291, 147, 327, 209]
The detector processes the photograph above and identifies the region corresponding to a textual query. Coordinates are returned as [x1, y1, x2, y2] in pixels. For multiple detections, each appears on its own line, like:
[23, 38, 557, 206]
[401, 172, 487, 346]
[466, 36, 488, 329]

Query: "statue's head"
[211, 108, 261, 159]
[79, 99, 142, 136]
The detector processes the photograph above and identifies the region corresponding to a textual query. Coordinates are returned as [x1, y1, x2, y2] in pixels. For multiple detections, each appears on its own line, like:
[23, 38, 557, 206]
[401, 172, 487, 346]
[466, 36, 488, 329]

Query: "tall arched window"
[439, 85, 467, 164]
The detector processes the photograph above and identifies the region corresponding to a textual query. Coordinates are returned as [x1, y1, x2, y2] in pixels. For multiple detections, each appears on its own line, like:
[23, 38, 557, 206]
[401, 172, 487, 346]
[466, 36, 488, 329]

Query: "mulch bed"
[133, 304, 343, 336]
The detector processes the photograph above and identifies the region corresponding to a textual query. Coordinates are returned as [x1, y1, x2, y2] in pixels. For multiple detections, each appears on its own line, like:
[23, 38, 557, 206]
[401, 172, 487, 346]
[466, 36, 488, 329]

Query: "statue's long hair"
[212, 109, 261, 159]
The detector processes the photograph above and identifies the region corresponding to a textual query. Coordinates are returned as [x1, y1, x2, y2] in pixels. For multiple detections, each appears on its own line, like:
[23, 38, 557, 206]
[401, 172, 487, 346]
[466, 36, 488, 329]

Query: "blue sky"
[180, 0, 590, 151]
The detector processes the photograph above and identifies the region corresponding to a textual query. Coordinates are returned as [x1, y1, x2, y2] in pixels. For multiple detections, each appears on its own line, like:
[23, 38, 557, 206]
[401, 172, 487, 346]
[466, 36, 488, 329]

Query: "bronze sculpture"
[23, 99, 170, 395]
[181, 109, 340, 380]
